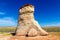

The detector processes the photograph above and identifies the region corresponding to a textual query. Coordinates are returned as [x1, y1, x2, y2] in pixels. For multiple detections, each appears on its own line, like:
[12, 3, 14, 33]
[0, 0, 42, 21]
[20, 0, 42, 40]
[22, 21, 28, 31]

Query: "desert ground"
[0, 27, 60, 40]
[0, 32, 60, 40]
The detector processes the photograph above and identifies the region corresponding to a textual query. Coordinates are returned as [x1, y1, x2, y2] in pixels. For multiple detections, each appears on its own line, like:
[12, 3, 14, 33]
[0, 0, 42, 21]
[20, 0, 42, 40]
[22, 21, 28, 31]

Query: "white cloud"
[0, 12, 5, 15]
[0, 17, 18, 26]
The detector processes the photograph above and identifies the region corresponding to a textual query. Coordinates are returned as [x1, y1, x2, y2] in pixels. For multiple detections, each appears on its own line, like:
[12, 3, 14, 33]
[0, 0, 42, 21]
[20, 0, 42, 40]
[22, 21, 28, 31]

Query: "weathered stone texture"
[16, 4, 48, 36]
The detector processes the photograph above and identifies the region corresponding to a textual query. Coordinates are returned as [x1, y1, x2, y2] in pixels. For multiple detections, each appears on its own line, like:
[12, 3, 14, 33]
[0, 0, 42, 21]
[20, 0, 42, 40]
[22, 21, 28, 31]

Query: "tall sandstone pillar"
[16, 4, 48, 36]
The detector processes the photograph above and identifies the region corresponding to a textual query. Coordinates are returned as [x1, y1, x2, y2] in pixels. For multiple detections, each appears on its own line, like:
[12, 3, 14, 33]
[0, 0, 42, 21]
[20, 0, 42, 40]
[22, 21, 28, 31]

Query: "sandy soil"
[9, 35, 60, 40]
[0, 32, 60, 40]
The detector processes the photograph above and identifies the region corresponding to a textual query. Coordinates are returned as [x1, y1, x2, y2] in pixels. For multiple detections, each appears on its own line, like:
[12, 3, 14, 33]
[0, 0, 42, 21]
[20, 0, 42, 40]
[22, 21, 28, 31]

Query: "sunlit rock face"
[16, 4, 48, 36]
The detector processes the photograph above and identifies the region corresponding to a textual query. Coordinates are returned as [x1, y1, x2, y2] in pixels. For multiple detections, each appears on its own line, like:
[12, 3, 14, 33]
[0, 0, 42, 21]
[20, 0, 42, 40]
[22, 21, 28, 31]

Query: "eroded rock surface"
[28, 28, 38, 37]
[16, 4, 48, 36]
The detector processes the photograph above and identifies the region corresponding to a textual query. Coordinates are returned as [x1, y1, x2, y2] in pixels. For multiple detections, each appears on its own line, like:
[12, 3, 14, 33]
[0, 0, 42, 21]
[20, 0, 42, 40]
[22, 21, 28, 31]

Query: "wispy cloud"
[0, 12, 5, 15]
[0, 17, 18, 26]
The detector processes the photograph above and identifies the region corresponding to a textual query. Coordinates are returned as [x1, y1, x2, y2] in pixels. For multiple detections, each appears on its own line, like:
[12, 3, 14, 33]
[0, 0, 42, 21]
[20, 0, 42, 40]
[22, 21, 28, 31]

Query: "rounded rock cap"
[19, 4, 34, 14]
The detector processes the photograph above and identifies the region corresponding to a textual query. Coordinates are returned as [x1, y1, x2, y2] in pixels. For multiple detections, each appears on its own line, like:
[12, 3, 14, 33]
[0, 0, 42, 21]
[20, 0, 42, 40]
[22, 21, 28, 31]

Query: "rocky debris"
[15, 4, 48, 36]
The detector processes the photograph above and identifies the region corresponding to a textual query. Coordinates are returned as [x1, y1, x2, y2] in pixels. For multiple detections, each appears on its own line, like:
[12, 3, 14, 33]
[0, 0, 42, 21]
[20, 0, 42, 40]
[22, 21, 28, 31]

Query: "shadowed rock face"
[16, 4, 48, 37]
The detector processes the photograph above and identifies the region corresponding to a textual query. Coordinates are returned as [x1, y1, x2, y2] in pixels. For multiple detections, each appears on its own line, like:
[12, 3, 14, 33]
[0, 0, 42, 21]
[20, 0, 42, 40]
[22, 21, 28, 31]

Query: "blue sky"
[0, 0, 60, 27]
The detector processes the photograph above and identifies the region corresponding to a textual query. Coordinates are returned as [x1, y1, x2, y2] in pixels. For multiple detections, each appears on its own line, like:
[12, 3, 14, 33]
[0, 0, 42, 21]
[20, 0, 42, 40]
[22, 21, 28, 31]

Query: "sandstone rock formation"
[16, 4, 48, 36]
[28, 28, 38, 37]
